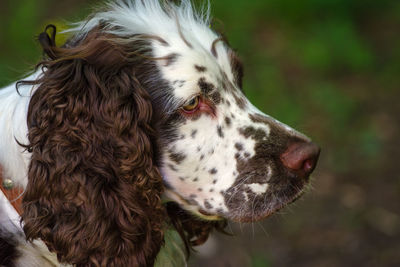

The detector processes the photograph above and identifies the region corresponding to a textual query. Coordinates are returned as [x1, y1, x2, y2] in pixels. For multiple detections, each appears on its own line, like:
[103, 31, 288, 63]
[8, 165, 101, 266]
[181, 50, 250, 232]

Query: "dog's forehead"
[152, 38, 235, 99]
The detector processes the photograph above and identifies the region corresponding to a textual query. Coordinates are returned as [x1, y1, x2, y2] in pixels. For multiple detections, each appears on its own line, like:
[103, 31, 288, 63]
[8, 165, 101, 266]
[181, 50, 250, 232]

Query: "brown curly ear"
[21, 27, 165, 266]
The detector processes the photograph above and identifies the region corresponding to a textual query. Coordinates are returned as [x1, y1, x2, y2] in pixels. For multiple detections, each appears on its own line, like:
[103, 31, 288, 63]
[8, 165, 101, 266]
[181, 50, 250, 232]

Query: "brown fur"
[18, 25, 225, 266]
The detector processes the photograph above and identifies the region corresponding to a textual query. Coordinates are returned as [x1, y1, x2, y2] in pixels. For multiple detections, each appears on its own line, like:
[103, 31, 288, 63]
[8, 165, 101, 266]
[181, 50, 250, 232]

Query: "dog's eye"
[182, 96, 200, 112]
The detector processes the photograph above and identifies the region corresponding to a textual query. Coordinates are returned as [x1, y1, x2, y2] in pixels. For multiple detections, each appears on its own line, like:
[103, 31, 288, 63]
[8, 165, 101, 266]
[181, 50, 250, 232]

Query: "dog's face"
[151, 37, 320, 222]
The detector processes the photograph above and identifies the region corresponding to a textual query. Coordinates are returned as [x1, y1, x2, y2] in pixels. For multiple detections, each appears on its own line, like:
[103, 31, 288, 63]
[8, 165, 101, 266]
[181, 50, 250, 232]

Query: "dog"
[0, 0, 320, 266]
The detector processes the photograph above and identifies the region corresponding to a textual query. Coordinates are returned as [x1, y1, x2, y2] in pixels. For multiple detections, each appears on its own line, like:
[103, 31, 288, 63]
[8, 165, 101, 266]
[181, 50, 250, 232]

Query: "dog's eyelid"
[183, 93, 201, 106]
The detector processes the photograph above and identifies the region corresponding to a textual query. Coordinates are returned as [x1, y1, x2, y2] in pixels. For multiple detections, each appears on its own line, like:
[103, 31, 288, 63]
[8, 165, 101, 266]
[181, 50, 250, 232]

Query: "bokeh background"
[1, 0, 399, 266]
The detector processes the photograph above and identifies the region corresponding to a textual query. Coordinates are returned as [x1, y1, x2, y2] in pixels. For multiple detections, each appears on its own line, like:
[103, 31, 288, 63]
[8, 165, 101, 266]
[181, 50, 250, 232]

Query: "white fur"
[0, 71, 41, 189]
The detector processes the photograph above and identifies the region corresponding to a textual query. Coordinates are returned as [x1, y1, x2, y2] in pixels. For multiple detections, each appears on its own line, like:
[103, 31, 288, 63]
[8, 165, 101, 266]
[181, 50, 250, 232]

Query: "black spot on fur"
[225, 116, 231, 126]
[198, 77, 215, 94]
[235, 143, 243, 151]
[194, 65, 207, 72]
[204, 200, 213, 209]
[198, 188, 203, 192]
[226, 100, 231, 106]
[193, 177, 198, 182]
[200, 154, 204, 160]
[168, 164, 178, 171]
[169, 152, 186, 164]
[172, 80, 185, 87]
[197, 146, 201, 152]
[239, 126, 267, 141]
[164, 53, 179, 67]
[213, 179, 218, 184]
[244, 152, 250, 158]
[209, 168, 217, 174]
[191, 129, 197, 138]
[233, 93, 246, 109]
[249, 113, 274, 126]
[222, 81, 227, 91]
[209, 188, 214, 192]
[217, 126, 224, 138]
[178, 80, 185, 87]
[211, 91, 222, 104]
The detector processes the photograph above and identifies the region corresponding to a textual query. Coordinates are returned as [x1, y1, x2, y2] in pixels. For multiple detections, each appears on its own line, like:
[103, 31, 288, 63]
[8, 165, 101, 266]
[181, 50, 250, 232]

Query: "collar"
[0, 175, 23, 215]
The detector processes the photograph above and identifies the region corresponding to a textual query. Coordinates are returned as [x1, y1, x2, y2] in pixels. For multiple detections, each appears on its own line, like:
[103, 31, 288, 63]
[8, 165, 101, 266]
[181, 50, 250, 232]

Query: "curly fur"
[14, 22, 227, 266]
[21, 28, 166, 266]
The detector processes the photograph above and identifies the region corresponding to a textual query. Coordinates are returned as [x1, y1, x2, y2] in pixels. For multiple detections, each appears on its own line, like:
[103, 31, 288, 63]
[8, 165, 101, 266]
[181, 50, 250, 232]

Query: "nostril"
[280, 141, 320, 177]
[303, 159, 315, 173]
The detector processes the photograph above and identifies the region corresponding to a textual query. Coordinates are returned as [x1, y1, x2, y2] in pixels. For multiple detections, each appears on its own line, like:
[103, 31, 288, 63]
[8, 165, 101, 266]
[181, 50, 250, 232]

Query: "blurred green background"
[1, 0, 399, 266]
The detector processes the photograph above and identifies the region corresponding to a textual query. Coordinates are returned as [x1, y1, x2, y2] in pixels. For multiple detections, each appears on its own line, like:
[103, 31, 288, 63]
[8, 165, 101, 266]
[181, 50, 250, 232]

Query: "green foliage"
[251, 254, 271, 267]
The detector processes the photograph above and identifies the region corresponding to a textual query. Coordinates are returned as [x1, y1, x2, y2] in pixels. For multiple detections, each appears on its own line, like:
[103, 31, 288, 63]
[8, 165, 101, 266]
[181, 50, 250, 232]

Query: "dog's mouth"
[163, 176, 310, 222]
[222, 175, 310, 222]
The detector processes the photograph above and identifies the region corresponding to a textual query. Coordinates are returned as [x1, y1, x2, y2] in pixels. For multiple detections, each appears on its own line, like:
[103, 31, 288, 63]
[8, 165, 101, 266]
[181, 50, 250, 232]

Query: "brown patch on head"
[194, 65, 207, 72]
[198, 77, 215, 94]
[210, 91, 222, 104]
[229, 50, 244, 88]
[249, 113, 272, 125]
[233, 93, 246, 109]
[239, 126, 267, 141]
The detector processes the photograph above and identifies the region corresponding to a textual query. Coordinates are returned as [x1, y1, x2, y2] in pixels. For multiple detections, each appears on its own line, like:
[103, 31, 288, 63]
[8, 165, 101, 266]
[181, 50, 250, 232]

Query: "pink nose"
[280, 141, 320, 178]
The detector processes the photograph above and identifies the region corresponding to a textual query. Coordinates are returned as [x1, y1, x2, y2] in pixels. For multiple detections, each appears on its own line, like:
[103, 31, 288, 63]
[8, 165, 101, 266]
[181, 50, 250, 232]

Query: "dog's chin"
[228, 177, 310, 223]
[163, 180, 308, 222]
[229, 187, 306, 223]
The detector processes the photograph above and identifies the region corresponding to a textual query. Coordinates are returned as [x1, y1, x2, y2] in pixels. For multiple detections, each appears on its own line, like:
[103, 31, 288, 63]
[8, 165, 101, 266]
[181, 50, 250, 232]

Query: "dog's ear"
[21, 26, 165, 266]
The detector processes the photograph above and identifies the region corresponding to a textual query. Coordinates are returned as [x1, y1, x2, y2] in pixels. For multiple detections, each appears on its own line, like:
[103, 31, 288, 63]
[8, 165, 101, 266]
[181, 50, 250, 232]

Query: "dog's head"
[20, 0, 319, 265]
[152, 33, 320, 222]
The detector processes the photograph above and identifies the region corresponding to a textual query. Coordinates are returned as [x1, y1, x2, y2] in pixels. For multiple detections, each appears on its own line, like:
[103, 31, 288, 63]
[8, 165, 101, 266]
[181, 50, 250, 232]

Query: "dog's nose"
[280, 141, 320, 178]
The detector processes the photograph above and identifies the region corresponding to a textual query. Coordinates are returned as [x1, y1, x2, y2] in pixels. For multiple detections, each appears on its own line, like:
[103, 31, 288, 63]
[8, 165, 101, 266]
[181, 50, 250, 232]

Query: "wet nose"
[280, 141, 320, 178]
